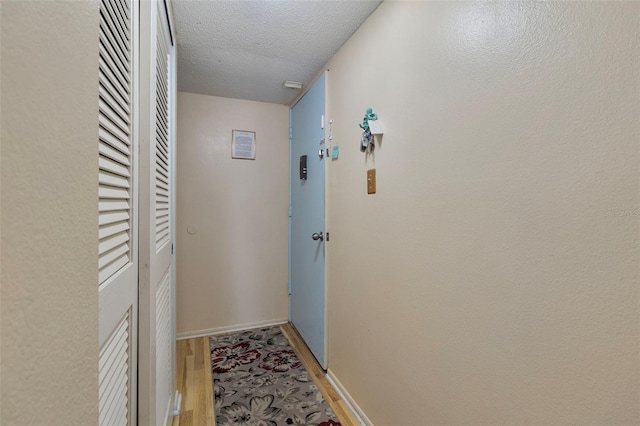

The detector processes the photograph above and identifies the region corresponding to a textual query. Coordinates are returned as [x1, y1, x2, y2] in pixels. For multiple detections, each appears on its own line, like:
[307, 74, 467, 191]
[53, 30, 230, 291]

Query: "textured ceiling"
[172, 0, 382, 105]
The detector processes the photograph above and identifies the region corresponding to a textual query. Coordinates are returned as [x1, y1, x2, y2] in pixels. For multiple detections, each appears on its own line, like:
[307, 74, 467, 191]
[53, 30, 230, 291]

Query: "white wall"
[0, 1, 100, 423]
[176, 92, 289, 336]
[325, 2, 639, 424]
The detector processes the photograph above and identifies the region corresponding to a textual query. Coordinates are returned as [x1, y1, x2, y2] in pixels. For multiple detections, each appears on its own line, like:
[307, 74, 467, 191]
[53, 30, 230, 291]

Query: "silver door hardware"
[318, 149, 324, 159]
[311, 232, 324, 241]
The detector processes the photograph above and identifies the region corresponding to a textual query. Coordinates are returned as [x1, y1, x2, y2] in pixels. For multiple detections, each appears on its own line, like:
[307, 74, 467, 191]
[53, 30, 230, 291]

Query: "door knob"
[311, 232, 324, 241]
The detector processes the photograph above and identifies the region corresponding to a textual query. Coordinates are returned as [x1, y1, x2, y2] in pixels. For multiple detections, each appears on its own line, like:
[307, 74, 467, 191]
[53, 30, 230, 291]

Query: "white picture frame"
[232, 130, 256, 160]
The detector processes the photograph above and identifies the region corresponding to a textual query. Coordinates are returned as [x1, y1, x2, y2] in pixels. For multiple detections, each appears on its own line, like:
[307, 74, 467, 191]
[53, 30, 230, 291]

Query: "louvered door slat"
[110, 392, 129, 426]
[100, 130, 130, 161]
[155, 17, 170, 250]
[99, 0, 132, 285]
[156, 110, 168, 135]
[99, 53, 130, 106]
[104, 391, 127, 426]
[99, 71, 130, 116]
[111, 0, 129, 20]
[156, 92, 168, 118]
[156, 174, 168, 188]
[155, 85, 168, 112]
[155, 187, 168, 197]
[155, 133, 168, 154]
[156, 155, 169, 172]
[99, 38, 130, 91]
[100, 232, 130, 255]
[156, 228, 169, 242]
[99, 345, 128, 405]
[156, 162, 169, 180]
[99, 170, 130, 188]
[156, 151, 168, 169]
[99, 86, 130, 126]
[156, 220, 169, 236]
[100, 257, 129, 285]
[100, 171, 130, 189]
[99, 11, 130, 76]
[155, 270, 172, 417]
[99, 84, 129, 130]
[99, 187, 130, 201]
[100, 200, 130, 212]
[100, 211, 130, 226]
[114, 0, 130, 21]
[102, 0, 129, 48]
[102, 370, 127, 426]
[99, 133, 130, 162]
[100, 99, 130, 138]
[99, 311, 130, 426]
[101, 362, 128, 413]
[100, 221, 130, 240]
[102, 1, 131, 60]
[99, 244, 129, 270]
[156, 131, 168, 151]
[156, 98, 168, 127]
[99, 139, 130, 167]
[99, 107, 130, 141]
[155, 118, 168, 141]
[101, 370, 127, 424]
[100, 156, 130, 179]
[99, 320, 127, 375]
[156, 141, 168, 162]
[100, 363, 127, 415]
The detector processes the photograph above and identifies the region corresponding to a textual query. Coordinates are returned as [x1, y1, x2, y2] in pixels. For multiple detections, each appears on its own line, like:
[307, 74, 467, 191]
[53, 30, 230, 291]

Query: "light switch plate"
[367, 168, 376, 194]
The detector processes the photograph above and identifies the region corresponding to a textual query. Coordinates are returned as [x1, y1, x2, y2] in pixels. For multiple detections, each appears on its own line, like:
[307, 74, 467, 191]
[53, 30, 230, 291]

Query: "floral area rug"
[210, 325, 342, 426]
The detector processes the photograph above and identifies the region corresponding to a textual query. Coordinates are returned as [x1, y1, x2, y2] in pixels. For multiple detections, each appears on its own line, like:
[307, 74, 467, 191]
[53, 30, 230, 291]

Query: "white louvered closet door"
[153, 2, 174, 422]
[97, 0, 138, 425]
[138, 1, 175, 424]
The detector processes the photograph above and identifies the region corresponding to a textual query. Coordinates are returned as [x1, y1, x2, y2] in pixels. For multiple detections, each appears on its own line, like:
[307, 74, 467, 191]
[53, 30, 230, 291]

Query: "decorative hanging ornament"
[359, 107, 378, 131]
[360, 128, 373, 152]
[359, 107, 378, 152]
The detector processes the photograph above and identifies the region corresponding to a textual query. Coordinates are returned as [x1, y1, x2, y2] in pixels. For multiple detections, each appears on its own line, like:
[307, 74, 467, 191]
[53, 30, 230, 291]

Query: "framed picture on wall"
[231, 130, 256, 160]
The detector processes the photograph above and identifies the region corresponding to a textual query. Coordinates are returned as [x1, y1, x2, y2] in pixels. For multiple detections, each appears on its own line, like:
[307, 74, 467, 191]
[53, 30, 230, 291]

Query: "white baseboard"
[176, 318, 288, 340]
[326, 369, 373, 426]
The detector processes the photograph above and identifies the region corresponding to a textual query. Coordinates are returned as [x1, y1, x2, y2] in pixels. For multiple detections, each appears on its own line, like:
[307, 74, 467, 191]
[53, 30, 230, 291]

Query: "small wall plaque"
[232, 130, 256, 160]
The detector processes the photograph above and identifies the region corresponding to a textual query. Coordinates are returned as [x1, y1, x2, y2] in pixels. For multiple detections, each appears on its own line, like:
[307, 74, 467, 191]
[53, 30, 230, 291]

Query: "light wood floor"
[172, 337, 215, 426]
[172, 323, 359, 426]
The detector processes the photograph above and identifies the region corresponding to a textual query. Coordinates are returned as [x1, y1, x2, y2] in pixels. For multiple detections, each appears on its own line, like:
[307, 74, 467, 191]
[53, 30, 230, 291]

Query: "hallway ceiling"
[172, 0, 382, 105]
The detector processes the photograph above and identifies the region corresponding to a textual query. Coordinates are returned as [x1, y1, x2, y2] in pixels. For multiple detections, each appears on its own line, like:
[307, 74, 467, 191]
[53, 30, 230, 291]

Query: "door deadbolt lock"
[311, 232, 324, 241]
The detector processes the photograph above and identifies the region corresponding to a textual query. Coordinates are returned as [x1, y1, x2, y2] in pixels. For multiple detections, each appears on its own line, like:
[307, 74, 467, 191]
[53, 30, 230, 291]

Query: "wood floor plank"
[202, 337, 215, 426]
[179, 410, 193, 426]
[194, 337, 204, 371]
[173, 337, 215, 426]
[280, 323, 361, 426]
[184, 339, 196, 412]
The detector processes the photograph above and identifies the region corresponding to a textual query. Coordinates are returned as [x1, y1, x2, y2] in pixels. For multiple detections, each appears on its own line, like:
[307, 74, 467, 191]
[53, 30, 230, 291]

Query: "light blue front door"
[290, 73, 326, 368]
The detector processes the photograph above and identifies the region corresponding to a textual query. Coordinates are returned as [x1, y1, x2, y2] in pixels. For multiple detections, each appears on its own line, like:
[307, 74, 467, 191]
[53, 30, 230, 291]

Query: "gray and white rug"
[210, 326, 342, 426]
